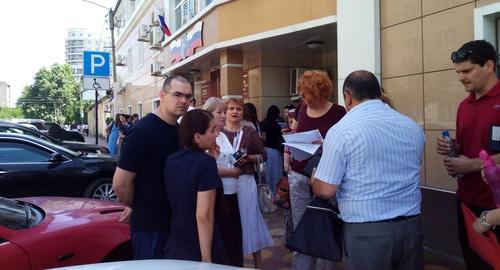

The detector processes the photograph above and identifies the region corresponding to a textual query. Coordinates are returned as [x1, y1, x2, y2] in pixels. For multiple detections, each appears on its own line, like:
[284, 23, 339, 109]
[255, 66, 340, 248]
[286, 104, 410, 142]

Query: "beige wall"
[380, 0, 496, 190]
[243, 49, 337, 120]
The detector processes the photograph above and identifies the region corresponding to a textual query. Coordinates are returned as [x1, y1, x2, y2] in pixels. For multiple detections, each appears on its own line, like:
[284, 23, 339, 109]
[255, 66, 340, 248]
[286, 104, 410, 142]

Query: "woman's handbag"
[286, 197, 343, 261]
[255, 154, 277, 214]
[274, 176, 290, 209]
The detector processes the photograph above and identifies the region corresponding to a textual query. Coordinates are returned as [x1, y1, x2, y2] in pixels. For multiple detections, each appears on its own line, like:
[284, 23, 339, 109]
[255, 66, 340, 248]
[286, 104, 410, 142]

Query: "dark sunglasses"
[451, 49, 480, 62]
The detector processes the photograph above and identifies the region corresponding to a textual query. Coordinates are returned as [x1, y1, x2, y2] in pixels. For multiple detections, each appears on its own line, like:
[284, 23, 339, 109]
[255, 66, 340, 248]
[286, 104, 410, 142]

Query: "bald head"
[343, 70, 381, 101]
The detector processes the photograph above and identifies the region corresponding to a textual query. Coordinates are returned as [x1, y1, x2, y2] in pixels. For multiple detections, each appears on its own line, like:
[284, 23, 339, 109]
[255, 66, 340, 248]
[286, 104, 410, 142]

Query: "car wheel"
[84, 178, 117, 201]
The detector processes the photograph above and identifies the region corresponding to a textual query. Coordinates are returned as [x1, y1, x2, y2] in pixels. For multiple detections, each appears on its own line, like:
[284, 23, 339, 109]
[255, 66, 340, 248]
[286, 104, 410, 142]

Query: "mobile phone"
[232, 150, 247, 165]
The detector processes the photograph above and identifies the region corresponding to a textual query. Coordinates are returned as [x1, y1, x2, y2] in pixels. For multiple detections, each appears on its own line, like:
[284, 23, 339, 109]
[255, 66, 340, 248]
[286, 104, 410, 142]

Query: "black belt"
[378, 214, 420, 223]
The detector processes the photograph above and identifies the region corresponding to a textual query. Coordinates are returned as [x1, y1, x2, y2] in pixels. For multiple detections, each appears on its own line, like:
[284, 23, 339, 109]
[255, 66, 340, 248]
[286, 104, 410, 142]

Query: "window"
[174, 0, 194, 30]
[137, 102, 143, 118]
[172, 0, 211, 31]
[153, 98, 160, 110]
[496, 18, 500, 76]
[137, 42, 144, 68]
[0, 142, 51, 163]
[127, 47, 133, 75]
[127, 105, 132, 115]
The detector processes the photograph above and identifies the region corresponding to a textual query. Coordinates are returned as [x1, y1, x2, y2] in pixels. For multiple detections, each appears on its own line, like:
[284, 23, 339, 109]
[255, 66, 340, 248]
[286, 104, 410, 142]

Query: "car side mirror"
[49, 153, 64, 163]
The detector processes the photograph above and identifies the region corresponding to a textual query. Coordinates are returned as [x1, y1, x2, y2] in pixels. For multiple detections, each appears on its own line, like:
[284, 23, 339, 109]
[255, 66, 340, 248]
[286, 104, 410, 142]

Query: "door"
[0, 139, 77, 198]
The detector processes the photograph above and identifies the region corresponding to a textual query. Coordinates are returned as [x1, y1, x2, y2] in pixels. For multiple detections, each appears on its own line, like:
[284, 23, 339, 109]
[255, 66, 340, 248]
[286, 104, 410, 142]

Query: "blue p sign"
[83, 51, 110, 77]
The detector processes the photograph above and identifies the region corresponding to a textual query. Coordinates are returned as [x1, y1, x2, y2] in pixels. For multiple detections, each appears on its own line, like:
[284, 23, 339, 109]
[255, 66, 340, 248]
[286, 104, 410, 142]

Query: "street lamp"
[82, 0, 120, 145]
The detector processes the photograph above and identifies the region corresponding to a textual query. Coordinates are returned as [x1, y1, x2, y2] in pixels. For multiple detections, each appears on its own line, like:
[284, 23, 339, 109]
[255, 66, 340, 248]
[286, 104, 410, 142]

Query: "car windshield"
[0, 197, 43, 230]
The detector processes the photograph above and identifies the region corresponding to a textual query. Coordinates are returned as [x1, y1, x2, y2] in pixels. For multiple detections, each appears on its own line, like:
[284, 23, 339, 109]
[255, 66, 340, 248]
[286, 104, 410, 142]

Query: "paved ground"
[245, 209, 465, 270]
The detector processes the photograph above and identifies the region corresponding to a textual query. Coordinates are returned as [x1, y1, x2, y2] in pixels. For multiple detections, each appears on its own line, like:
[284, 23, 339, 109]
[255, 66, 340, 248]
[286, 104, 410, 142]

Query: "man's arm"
[444, 153, 500, 176]
[112, 167, 136, 207]
[311, 174, 338, 199]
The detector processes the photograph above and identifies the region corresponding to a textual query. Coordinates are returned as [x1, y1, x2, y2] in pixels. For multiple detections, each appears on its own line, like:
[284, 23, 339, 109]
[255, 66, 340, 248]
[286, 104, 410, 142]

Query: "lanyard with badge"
[490, 125, 500, 152]
[232, 130, 246, 165]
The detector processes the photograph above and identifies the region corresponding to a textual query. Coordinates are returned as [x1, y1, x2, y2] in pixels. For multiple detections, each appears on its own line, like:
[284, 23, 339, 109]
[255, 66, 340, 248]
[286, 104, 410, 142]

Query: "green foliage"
[17, 64, 83, 124]
[0, 107, 23, 120]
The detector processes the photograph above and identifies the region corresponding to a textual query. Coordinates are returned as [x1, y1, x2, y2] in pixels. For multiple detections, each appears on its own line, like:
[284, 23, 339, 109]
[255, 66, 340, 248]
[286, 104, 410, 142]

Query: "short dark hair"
[342, 70, 381, 101]
[162, 75, 190, 92]
[178, 109, 213, 151]
[451, 40, 497, 68]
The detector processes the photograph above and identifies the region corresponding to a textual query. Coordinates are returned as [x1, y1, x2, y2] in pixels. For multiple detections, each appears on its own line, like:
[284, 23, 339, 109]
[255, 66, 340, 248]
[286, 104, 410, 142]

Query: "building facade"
[89, 0, 500, 263]
[65, 28, 102, 82]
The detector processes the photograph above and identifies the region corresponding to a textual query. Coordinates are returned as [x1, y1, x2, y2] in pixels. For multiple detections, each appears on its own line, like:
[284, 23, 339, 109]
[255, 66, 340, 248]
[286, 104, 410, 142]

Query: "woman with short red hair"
[286, 70, 346, 269]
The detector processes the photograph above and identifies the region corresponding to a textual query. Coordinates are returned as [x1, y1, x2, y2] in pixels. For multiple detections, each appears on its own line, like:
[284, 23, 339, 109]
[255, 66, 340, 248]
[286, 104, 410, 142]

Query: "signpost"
[83, 51, 110, 145]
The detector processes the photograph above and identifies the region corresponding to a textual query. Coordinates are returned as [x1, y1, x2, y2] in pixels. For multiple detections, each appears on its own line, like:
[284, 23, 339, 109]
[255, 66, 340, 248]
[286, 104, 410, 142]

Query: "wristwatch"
[480, 211, 493, 229]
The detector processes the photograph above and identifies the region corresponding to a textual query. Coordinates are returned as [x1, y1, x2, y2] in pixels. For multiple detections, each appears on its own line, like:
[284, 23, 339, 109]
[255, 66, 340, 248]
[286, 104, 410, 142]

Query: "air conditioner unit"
[114, 17, 125, 28]
[137, 24, 150, 42]
[149, 27, 164, 50]
[116, 55, 126, 66]
[113, 82, 126, 95]
[151, 8, 164, 26]
[290, 68, 308, 95]
[151, 62, 163, 76]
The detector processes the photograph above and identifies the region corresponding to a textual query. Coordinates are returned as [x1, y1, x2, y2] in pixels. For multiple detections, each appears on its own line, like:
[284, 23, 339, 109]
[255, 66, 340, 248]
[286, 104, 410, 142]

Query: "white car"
[50, 260, 252, 270]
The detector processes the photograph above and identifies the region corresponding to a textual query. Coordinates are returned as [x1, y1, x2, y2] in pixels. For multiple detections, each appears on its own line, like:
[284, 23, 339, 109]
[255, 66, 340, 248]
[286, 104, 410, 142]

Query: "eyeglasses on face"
[166, 91, 194, 101]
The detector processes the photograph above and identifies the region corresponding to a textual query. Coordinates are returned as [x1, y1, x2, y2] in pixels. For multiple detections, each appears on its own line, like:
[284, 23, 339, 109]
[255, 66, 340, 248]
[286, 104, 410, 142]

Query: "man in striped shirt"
[311, 70, 425, 270]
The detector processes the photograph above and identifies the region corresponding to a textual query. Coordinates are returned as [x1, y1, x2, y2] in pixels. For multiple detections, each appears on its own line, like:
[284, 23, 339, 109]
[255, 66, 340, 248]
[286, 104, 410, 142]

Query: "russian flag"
[158, 14, 171, 36]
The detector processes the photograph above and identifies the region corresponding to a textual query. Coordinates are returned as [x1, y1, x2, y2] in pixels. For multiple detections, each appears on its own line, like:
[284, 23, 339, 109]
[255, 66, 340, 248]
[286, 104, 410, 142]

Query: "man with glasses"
[113, 75, 192, 259]
[436, 40, 500, 270]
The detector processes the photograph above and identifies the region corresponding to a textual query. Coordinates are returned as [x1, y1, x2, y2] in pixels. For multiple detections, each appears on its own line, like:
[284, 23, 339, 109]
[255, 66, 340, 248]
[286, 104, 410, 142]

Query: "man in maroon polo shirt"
[437, 40, 500, 270]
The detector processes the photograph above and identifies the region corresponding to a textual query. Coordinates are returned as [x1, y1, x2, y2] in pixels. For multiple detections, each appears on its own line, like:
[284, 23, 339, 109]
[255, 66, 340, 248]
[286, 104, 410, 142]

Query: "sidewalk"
[84, 134, 108, 147]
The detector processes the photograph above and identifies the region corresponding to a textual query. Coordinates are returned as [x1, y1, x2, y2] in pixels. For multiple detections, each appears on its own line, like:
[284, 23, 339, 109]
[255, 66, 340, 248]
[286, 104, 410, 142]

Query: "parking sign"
[83, 51, 110, 77]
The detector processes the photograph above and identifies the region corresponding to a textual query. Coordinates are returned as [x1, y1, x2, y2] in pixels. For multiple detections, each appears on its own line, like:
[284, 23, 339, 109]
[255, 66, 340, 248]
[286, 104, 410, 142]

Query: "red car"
[0, 197, 131, 270]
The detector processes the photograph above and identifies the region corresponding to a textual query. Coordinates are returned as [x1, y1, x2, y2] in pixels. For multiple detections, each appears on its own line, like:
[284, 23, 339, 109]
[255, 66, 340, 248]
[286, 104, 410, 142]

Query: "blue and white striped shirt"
[314, 99, 425, 223]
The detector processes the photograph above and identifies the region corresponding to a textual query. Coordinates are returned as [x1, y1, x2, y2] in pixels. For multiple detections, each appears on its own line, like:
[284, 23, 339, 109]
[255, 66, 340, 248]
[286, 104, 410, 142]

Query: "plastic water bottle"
[442, 131, 462, 178]
[442, 131, 459, 157]
[479, 150, 500, 207]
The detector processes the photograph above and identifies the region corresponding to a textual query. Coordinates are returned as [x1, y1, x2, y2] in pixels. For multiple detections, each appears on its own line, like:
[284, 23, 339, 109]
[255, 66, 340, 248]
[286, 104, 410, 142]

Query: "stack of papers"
[283, 129, 322, 161]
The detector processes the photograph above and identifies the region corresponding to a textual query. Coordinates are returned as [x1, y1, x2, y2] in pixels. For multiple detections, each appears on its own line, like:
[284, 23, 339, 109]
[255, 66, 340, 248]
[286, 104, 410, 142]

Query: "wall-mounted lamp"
[189, 69, 201, 75]
[306, 41, 324, 49]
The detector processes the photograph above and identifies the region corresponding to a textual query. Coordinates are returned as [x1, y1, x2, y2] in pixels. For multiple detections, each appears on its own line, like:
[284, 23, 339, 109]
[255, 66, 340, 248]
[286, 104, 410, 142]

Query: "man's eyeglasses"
[166, 91, 194, 101]
[451, 49, 478, 63]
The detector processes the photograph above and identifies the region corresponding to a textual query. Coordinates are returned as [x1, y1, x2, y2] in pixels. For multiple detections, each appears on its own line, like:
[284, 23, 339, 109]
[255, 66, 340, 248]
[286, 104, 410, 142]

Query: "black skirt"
[217, 193, 244, 267]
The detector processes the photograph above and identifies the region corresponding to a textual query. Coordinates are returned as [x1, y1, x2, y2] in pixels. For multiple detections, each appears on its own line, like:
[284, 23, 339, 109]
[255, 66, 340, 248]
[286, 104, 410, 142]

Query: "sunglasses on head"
[450, 49, 486, 63]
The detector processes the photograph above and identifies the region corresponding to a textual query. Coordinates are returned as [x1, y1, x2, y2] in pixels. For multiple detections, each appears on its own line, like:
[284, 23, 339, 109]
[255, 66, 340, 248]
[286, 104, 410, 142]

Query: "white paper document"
[283, 129, 322, 161]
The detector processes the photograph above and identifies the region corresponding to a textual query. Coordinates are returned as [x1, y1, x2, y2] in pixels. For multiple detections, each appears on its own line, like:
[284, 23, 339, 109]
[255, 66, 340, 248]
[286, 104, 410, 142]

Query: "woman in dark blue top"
[163, 109, 228, 264]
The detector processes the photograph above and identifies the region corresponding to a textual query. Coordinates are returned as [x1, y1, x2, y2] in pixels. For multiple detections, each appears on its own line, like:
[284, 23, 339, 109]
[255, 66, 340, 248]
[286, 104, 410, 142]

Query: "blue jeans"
[131, 232, 168, 260]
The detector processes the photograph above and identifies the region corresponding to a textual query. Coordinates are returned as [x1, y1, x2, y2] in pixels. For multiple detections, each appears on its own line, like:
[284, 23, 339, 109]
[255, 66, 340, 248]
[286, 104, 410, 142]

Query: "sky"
[0, 0, 115, 106]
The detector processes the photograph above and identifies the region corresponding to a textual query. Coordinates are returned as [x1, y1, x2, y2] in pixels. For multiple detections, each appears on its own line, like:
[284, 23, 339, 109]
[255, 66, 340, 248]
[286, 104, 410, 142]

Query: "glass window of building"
[127, 47, 133, 75]
[137, 103, 143, 118]
[137, 42, 144, 68]
[496, 18, 500, 77]
[153, 99, 160, 110]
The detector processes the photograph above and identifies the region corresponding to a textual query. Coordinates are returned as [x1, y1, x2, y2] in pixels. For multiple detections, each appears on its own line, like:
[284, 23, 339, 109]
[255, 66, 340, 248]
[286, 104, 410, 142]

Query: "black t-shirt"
[163, 149, 227, 263]
[261, 118, 284, 151]
[118, 113, 179, 232]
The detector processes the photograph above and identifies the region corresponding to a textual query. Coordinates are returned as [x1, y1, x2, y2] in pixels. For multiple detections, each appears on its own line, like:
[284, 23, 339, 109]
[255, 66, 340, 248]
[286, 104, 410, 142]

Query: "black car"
[0, 133, 117, 201]
[0, 121, 109, 154]
[45, 122, 85, 142]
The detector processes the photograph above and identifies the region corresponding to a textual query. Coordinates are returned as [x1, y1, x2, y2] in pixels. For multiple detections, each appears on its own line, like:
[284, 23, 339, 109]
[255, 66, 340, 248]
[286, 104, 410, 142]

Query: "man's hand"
[443, 155, 482, 176]
[119, 207, 132, 224]
[436, 136, 451, 155]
